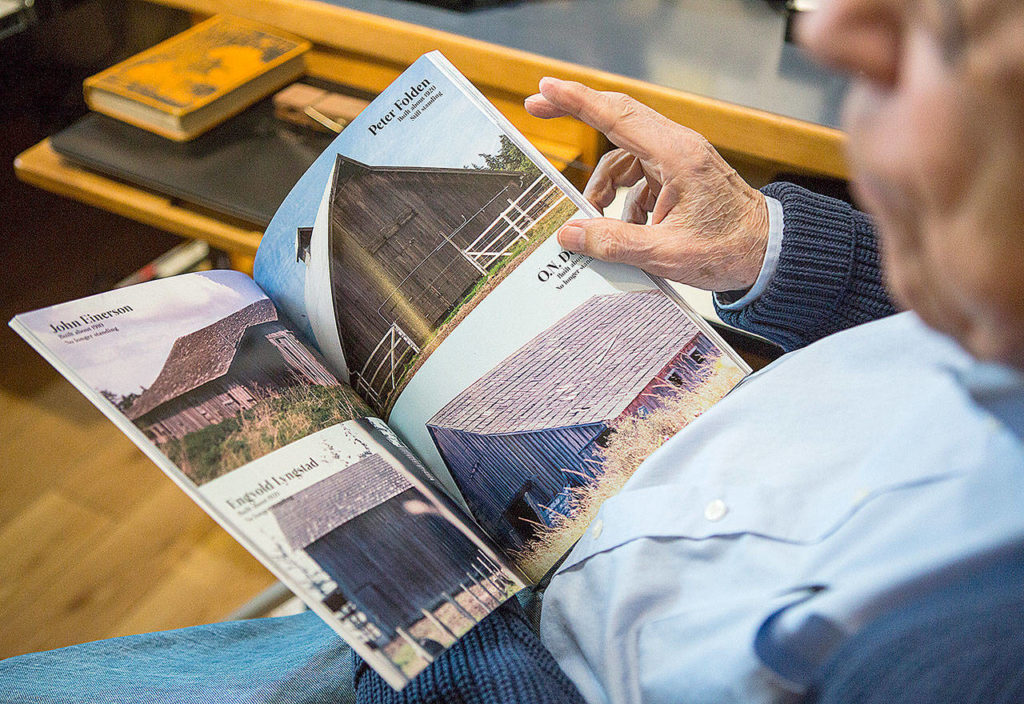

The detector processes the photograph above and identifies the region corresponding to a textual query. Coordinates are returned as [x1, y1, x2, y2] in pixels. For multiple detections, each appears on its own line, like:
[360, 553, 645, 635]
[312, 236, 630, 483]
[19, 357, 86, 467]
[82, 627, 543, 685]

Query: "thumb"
[557, 218, 653, 267]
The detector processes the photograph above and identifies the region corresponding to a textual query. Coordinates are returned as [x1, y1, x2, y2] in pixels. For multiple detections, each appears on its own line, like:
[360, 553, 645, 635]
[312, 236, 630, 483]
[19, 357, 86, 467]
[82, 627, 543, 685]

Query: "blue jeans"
[0, 610, 355, 704]
[0, 597, 583, 704]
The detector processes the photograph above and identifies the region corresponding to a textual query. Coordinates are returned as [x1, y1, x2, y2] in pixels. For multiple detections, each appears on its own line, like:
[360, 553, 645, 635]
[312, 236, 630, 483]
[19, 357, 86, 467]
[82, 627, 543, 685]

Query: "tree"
[118, 391, 141, 413]
[99, 388, 142, 413]
[469, 135, 541, 179]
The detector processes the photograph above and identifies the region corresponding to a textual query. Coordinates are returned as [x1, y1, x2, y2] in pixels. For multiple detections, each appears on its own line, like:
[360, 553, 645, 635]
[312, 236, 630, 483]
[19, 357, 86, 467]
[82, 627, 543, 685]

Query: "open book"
[10, 52, 749, 689]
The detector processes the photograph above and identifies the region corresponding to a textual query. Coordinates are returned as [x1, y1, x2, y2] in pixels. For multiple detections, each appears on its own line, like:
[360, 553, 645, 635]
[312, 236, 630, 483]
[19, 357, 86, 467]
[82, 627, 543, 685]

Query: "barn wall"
[359, 171, 528, 330]
[139, 323, 339, 442]
[424, 335, 723, 549]
[618, 333, 720, 421]
[304, 488, 484, 638]
[427, 423, 605, 548]
[328, 164, 533, 394]
[139, 377, 262, 442]
[266, 330, 339, 387]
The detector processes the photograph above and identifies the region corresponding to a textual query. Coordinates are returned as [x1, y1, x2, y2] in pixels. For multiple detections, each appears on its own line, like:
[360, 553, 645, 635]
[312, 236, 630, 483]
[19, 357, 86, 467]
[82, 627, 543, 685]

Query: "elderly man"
[3, 0, 1022, 701]
[357, 0, 1024, 701]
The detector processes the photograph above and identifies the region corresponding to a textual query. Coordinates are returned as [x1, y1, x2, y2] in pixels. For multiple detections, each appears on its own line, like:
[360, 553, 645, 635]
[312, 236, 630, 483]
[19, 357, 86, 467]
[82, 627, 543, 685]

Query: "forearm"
[716, 182, 897, 351]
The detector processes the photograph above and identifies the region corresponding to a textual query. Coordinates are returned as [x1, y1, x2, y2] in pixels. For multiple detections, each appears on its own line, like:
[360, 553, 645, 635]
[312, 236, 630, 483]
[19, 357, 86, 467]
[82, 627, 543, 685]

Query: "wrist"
[716, 194, 784, 310]
[736, 191, 771, 290]
[709, 189, 770, 293]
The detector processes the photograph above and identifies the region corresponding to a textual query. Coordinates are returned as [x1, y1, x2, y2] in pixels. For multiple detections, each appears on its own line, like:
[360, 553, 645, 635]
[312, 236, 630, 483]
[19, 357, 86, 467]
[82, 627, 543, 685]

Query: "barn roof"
[270, 453, 411, 550]
[427, 290, 700, 434]
[125, 299, 278, 419]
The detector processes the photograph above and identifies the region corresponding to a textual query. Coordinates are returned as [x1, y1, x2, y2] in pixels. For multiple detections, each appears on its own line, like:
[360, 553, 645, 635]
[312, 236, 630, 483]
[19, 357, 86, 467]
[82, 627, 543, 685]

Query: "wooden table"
[14, 0, 849, 261]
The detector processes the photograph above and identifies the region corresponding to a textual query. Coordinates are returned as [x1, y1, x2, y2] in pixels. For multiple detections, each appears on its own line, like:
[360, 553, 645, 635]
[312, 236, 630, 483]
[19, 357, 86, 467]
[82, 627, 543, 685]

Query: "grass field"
[161, 383, 371, 485]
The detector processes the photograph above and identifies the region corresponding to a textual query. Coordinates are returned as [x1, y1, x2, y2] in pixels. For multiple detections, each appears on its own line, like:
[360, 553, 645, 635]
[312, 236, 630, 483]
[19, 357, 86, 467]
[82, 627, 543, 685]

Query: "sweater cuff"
[716, 182, 857, 351]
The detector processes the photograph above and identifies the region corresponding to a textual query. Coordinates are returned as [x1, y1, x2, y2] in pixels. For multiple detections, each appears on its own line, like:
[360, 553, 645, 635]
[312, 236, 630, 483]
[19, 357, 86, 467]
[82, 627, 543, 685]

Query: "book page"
[9, 269, 526, 690]
[255, 52, 750, 580]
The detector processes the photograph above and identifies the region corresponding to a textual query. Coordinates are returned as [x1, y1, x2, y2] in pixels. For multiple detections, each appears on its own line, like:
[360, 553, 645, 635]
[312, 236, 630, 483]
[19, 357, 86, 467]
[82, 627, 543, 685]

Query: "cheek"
[846, 89, 969, 215]
[944, 205, 1024, 362]
[840, 30, 1024, 367]
[843, 85, 921, 257]
[907, 106, 975, 217]
[842, 61, 977, 323]
[843, 25, 976, 225]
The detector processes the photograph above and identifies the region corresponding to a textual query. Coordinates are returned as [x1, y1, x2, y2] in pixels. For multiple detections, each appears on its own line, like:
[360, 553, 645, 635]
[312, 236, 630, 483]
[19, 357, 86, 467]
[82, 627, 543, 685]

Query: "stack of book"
[84, 14, 310, 141]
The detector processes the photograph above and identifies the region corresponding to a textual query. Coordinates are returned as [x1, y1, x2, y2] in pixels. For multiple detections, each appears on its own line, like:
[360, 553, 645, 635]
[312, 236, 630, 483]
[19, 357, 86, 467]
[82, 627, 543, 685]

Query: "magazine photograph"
[205, 417, 523, 684]
[14, 270, 365, 484]
[10, 269, 525, 687]
[255, 55, 578, 413]
[252, 53, 748, 577]
[425, 289, 745, 577]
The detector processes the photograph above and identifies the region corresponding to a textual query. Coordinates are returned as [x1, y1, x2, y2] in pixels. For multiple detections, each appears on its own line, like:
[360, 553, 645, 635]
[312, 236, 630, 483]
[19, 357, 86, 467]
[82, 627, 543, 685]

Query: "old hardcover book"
[83, 14, 310, 141]
[13, 52, 749, 689]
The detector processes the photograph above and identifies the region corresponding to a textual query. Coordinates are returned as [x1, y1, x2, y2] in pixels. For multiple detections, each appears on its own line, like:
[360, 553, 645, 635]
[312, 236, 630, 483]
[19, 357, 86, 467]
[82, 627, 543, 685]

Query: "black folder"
[50, 93, 339, 228]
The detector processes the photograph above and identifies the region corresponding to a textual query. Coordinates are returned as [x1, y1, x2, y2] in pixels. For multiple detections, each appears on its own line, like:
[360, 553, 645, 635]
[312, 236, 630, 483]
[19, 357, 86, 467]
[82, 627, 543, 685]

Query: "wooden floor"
[0, 379, 276, 659]
[0, 108, 275, 659]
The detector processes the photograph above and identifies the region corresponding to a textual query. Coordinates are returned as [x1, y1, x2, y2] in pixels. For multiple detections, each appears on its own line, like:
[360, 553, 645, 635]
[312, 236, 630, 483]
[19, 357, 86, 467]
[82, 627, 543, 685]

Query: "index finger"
[524, 93, 570, 119]
[536, 77, 673, 162]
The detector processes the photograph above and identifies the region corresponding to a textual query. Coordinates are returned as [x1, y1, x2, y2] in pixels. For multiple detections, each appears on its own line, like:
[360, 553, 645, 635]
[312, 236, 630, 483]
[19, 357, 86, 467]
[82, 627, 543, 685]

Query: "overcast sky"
[16, 270, 266, 398]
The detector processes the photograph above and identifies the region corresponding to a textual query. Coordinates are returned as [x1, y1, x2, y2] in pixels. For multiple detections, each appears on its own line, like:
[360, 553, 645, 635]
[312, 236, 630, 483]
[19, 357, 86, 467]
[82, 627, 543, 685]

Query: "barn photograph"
[269, 451, 519, 680]
[22, 270, 364, 486]
[299, 141, 577, 416]
[120, 296, 368, 485]
[426, 289, 746, 578]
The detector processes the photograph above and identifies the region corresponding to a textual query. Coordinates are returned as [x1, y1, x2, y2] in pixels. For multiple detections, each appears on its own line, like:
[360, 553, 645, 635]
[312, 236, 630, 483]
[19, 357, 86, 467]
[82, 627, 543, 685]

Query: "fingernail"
[558, 224, 585, 250]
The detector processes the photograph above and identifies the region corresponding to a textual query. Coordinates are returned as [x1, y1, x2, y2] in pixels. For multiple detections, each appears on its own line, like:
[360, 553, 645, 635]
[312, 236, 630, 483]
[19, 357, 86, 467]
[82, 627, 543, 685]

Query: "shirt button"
[704, 499, 728, 522]
[591, 519, 604, 538]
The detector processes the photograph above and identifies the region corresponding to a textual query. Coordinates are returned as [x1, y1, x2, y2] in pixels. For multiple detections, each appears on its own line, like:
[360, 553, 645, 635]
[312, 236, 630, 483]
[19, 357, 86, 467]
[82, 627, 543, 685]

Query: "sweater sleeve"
[715, 182, 897, 351]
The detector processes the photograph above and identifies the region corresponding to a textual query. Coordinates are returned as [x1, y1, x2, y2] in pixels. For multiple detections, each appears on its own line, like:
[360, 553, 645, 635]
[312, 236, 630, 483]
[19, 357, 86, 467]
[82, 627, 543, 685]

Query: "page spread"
[255, 52, 749, 580]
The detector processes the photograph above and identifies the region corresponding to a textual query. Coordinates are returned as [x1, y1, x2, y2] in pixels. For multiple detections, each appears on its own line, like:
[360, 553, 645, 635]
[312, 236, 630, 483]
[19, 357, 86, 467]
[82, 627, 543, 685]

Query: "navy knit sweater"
[355, 184, 898, 704]
[716, 182, 896, 351]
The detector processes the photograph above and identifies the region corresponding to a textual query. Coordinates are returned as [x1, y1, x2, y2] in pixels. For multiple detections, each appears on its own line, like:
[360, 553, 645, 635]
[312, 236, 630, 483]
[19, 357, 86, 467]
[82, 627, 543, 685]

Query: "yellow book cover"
[84, 14, 311, 140]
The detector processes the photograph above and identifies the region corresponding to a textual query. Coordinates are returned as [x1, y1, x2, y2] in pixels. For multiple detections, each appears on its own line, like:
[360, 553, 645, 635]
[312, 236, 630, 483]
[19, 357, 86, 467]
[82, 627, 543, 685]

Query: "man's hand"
[525, 77, 770, 292]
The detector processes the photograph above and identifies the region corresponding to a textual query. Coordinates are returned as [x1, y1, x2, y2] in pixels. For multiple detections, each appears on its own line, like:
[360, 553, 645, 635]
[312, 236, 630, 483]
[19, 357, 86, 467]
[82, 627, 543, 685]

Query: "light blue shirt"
[540, 311, 1024, 704]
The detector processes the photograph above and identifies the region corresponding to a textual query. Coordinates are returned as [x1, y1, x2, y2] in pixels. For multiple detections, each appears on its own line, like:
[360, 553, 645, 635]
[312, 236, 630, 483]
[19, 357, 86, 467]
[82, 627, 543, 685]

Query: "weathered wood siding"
[138, 323, 339, 443]
[327, 158, 531, 384]
[618, 333, 719, 420]
[265, 329, 339, 387]
[426, 331, 722, 549]
[305, 488, 484, 638]
[141, 378, 259, 442]
[427, 423, 605, 548]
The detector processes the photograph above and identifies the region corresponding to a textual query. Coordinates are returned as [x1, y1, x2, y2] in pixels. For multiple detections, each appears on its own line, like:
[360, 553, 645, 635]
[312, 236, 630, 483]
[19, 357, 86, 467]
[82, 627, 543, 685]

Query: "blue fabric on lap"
[0, 610, 354, 704]
[0, 598, 580, 704]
